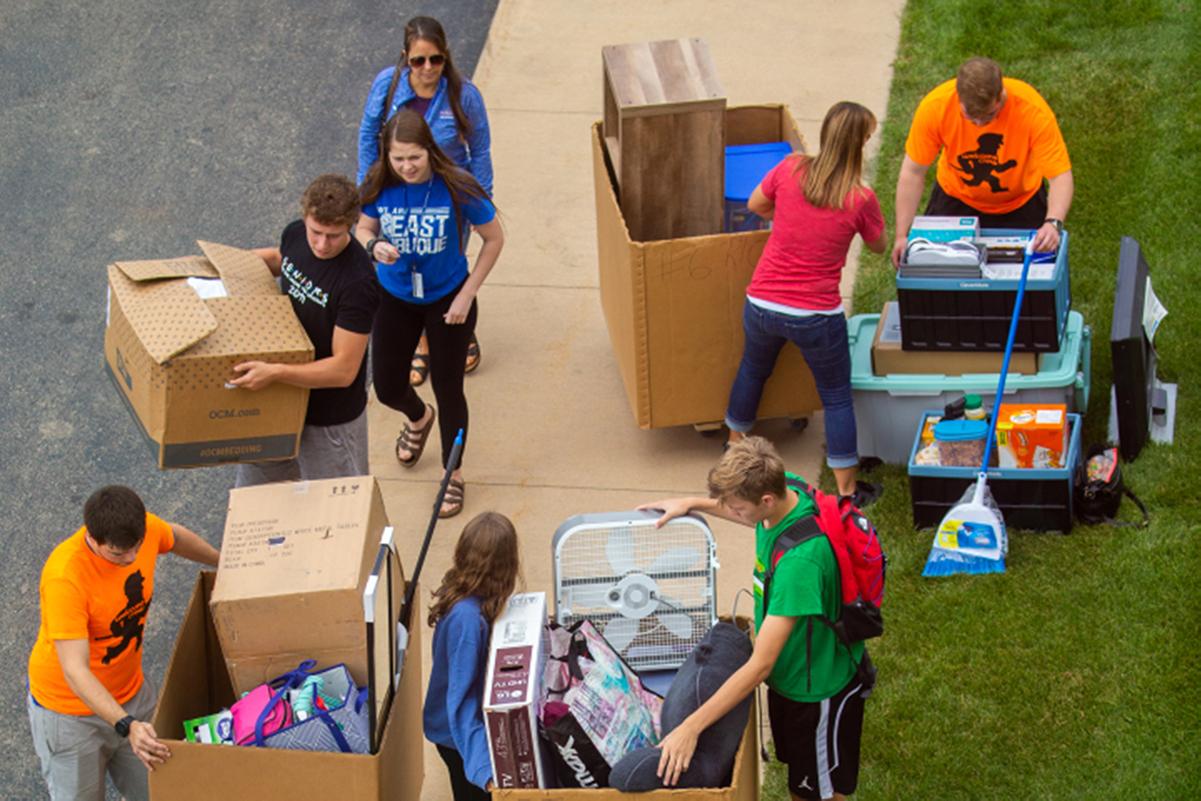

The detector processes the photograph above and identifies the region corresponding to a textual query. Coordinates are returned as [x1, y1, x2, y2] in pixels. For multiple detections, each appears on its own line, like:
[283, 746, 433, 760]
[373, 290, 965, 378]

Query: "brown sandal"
[396, 405, 436, 468]
[409, 352, 430, 387]
[438, 477, 465, 519]
[464, 333, 481, 374]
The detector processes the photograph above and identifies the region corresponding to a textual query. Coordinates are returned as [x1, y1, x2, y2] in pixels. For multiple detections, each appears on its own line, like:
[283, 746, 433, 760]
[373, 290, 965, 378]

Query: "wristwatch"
[114, 715, 135, 738]
[1043, 217, 1064, 234]
[364, 237, 382, 258]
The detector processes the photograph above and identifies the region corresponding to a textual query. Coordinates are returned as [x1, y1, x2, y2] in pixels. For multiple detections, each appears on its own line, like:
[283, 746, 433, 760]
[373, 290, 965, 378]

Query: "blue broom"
[923, 238, 1035, 577]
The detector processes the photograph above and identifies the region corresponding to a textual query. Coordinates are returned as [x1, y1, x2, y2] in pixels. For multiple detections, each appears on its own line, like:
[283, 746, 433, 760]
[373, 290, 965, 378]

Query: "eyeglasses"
[408, 54, 445, 68]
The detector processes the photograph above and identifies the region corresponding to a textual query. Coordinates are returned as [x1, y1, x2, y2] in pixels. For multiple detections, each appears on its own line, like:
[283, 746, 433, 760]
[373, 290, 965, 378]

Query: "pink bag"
[230, 682, 294, 746]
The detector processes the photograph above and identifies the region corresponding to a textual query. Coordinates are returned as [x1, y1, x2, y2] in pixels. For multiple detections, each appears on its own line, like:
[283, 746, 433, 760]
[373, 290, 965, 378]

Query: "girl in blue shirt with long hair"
[424, 512, 521, 800]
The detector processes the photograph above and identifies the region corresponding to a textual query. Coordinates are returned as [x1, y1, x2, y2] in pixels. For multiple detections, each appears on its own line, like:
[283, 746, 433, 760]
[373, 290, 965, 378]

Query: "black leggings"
[436, 744, 490, 801]
[373, 284, 477, 468]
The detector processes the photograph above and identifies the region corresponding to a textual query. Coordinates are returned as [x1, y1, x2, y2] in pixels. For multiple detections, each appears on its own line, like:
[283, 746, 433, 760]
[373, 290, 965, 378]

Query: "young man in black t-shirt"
[231, 174, 380, 486]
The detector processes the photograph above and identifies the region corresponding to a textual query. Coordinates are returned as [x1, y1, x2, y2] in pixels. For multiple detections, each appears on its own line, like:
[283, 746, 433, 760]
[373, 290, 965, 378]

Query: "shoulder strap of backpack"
[1106, 486, 1150, 528]
[762, 514, 823, 614]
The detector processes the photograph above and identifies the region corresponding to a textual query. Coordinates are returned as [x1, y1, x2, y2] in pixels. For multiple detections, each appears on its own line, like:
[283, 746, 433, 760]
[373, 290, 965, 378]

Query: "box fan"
[552, 511, 718, 671]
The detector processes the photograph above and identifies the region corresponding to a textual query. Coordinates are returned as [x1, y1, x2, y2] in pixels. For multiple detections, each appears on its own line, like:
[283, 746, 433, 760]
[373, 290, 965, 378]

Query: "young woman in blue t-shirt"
[358, 15, 493, 385]
[357, 110, 504, 518]
[424, 512, 520, 800]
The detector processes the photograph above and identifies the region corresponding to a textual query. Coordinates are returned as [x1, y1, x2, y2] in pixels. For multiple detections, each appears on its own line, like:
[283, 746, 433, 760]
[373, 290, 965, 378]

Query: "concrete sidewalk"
[368, 2, 904, 798]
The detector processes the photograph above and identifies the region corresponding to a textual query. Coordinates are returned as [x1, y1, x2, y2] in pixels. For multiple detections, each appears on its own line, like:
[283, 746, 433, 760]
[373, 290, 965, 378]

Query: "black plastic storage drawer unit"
[897, 229, 1070, 353]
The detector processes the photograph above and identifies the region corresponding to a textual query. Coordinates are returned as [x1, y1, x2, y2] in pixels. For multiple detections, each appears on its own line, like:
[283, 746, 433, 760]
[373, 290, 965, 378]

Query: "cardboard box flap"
[107, 263, 217, 364]
[113, 255, 218, 283]
[197, 240, 283, 297]
[187, 295, 314, 358]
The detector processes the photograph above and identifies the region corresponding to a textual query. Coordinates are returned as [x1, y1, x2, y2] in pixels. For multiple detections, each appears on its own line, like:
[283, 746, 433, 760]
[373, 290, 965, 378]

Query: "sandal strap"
[396, 406, 435, 466]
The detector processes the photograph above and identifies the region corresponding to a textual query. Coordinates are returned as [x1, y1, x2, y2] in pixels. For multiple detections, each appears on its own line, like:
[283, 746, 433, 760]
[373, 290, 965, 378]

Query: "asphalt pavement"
[0, 2, 497, 796]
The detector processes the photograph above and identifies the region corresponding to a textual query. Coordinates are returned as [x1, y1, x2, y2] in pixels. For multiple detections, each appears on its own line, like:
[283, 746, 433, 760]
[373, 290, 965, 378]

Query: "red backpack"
[762, 477, 886, 646]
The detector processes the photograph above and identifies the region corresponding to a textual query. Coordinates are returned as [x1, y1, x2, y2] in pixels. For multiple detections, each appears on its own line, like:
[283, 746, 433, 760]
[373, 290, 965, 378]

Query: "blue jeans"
[725, 301, 858, 469]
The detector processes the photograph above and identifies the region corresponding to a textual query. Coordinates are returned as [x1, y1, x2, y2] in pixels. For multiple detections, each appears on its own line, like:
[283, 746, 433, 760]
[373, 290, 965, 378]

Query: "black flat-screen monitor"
[1110, 236, 1161, 461]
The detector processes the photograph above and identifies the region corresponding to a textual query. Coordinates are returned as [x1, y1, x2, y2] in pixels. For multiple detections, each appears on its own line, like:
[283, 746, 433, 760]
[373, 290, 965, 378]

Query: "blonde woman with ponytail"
[724, 102, 887, 506]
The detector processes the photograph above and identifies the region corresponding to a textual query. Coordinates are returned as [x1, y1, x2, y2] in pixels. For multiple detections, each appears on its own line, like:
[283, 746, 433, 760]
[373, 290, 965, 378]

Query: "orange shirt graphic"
[906, 77, 1071, 214]
[28, 514, 174, 715]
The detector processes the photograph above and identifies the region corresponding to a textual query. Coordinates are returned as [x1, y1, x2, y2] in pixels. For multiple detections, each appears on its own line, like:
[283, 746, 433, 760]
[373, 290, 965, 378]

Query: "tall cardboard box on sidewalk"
[210, 476, 392, 694]
[104, 239, 313, 469]
[150, 572, 424, 800]
[593, 105, 820, 429]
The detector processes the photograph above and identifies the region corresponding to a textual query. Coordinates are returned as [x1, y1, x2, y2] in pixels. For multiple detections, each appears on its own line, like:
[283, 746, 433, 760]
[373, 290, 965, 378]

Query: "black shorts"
[926, 181, 1049, 229]
[768, 677, 867, 800]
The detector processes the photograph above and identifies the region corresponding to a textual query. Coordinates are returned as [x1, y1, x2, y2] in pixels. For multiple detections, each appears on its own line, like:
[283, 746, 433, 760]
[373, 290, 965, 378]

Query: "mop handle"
[979, 239, 1035, 479]
[400, 428, 465, 627]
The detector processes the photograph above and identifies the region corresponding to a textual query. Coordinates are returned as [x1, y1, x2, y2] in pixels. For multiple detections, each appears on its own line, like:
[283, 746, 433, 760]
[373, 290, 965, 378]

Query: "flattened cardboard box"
[151, 572, 423, 801]
[210, 476, 392, 695]
[872, 301, 1036, 376]
[593, 105, 821, 429]
[104, 240, 313, 469]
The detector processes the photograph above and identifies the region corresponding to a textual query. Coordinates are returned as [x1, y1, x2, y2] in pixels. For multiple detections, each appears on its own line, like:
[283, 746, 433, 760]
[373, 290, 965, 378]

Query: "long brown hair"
[428, 512, 521, 627]
[382, 15, 472, 141]
[359, 110, 491, 224]
[794, 101, 877, 210]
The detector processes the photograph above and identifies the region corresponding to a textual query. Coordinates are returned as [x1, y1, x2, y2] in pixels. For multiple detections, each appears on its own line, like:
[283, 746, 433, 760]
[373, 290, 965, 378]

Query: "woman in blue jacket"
[359, 15, 492, 385]
[424, 511, 520, 800]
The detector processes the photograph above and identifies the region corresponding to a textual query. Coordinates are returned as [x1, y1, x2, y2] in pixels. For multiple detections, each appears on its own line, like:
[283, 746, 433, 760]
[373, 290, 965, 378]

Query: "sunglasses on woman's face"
[408, 54, 445, 68]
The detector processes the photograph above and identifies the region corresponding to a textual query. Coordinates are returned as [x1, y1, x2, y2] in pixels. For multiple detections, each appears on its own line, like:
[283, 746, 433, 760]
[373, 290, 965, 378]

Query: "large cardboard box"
[593, 105, 820, 429]
[495, 615, 759, 801]
[210, 476, 392, 695]
[150, 572, 423, 800]
[494, 684, 759, 801]
[871, 301, 1036, 376]
[104, 239, 313, 469]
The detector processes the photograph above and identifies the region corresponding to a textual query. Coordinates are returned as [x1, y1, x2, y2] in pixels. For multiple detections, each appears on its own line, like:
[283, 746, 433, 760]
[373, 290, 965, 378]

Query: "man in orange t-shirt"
[891, 57, 1073, 266]
[27, 485, 219, 801]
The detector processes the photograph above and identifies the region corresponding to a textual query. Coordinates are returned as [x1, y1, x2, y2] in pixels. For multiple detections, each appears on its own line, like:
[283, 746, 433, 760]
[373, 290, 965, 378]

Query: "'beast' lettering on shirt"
[380, 206, 451, 257]
[281, 257, 330, 307]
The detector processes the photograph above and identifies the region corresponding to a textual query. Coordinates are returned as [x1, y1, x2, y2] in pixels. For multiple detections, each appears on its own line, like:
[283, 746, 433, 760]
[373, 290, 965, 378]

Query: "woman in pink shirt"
[725, 102, 887, 504]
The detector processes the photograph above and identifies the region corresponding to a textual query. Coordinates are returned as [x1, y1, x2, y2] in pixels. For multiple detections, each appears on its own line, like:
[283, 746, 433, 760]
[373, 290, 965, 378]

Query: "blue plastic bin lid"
[933, 419, 988, 442]
[725, 142, 793, 202]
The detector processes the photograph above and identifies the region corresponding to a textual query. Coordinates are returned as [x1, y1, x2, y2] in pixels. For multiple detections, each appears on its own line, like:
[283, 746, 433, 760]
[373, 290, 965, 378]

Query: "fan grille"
[554, 517, 716, 671]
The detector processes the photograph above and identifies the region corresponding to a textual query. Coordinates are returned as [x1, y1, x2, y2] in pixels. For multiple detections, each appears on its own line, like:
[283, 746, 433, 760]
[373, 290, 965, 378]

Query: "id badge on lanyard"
[403, 179, 434, 300]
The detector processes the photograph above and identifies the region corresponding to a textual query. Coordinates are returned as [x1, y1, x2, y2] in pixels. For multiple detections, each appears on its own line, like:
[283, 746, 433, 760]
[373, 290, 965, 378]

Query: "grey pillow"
[610, 621, 753, 790]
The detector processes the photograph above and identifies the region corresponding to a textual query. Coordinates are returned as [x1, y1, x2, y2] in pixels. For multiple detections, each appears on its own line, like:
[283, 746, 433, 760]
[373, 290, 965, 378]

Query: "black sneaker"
[845, 481, 883, 509]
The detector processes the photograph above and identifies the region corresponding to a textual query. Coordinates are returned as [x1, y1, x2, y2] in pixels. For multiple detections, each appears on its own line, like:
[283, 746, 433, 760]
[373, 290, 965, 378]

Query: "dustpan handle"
[400, 428, 465, 628]
[980, 239, 1035, 476]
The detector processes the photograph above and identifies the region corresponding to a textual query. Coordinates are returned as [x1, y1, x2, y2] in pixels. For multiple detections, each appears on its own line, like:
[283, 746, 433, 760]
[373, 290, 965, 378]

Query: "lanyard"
[401, 178, 434, 298]
[400, 178, 435, 250]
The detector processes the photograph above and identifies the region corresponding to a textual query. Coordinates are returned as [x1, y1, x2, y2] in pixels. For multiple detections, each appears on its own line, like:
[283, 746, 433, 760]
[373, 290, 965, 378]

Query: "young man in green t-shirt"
[640, 436, 869, 801]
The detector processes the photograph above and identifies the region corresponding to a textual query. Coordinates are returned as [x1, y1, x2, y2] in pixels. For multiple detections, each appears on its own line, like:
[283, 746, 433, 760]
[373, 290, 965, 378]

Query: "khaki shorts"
[27, 677, 157, 801]
[235, 408, 369, 487]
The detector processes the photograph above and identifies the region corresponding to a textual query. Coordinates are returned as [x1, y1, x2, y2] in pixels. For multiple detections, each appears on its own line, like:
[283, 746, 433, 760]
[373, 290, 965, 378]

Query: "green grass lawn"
[771, 1, 1200, 798]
